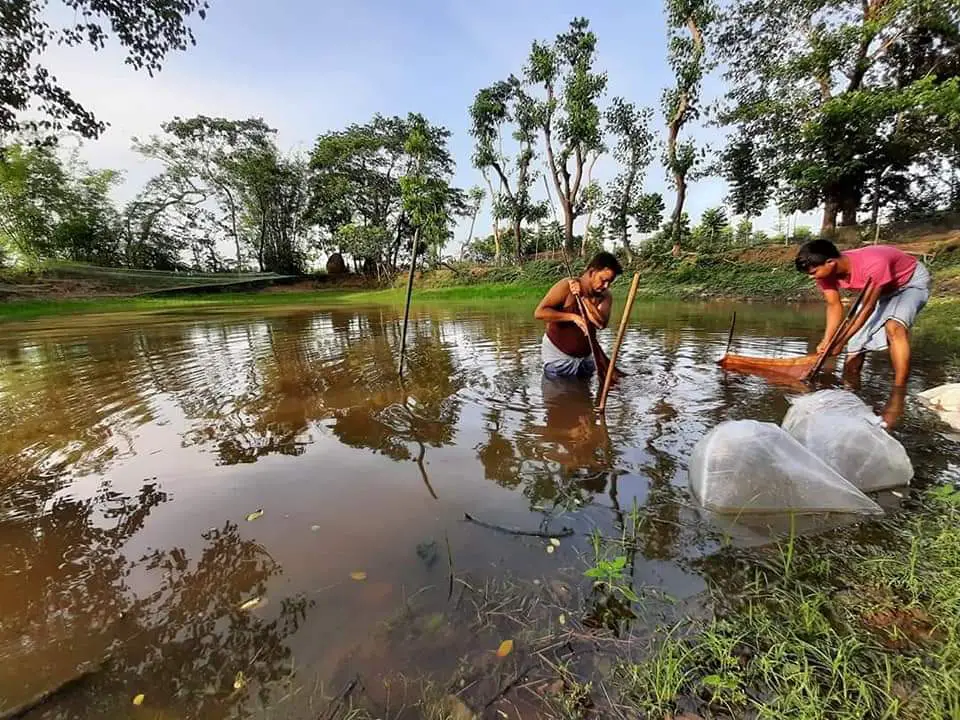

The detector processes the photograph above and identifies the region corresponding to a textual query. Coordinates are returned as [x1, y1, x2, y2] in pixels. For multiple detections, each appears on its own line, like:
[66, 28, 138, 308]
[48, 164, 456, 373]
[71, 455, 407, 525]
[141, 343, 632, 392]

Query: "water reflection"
[0, 300, 956, 718]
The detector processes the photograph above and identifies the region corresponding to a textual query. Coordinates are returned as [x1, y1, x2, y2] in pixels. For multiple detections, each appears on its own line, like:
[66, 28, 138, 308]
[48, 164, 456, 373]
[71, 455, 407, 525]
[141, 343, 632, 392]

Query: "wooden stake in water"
[597, 271, 641, 413]
[397, 227, 421, 379]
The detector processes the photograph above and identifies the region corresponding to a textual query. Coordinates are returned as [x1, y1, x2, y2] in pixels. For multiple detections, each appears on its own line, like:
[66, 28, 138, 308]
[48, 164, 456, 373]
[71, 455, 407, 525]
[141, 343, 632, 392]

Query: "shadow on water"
[0, 300, 957, 717]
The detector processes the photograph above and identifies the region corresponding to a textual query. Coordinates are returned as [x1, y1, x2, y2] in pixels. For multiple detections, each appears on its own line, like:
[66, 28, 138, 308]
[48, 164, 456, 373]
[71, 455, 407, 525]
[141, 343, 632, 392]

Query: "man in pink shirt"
[795, 239, 931, 387]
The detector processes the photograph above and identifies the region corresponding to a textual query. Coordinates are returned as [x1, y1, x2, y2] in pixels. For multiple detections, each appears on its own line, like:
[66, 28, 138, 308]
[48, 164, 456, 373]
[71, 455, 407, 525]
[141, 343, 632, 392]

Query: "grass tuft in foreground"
[614, 487, 960, 719]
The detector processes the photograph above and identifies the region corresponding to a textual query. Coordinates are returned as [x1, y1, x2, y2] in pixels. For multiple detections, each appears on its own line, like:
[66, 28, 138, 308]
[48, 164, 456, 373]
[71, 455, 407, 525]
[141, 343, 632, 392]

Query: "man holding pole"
[534, 252, 623, 379]
[794, 239, 931, 388]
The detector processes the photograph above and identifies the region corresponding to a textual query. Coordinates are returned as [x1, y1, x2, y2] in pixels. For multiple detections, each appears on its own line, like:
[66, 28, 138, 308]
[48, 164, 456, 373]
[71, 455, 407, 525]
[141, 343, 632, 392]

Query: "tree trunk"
[622, 227, 632, 262]
[562, 201, 574, 256]
[513, 219, 523, 262]
[483, 172, 502, 265]
[462, 207, 479, 261]
[821, 195, 840, 235]
[840, 195, 859, 227]
[670, 174, 687, 256]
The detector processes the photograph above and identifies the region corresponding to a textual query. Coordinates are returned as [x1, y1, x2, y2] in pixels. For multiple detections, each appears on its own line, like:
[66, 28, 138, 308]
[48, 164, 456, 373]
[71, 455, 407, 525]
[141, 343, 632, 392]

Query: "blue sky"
[47, 0, 814, 253]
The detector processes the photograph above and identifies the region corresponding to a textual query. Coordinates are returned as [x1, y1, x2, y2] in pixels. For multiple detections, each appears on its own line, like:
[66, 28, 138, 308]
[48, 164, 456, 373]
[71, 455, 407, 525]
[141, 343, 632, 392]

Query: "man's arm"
[584, 291, 612, 329]
[819, 289, 843, 353]
[534, 279, 588, 334]
[829, 282, 883, 354]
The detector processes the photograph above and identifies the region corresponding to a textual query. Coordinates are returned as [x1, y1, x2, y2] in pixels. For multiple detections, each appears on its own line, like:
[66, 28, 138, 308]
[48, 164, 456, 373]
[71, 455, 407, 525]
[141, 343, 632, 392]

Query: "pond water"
[0, 299, 957, 718]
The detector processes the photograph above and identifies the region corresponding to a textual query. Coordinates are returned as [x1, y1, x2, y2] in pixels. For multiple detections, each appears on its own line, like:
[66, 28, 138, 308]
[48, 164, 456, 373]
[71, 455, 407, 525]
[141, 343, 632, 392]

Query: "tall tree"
[461, 185, 485, 260]
[400, 116, 465, 267]
[309, 113, 455, 272]
[527, 17, 608, 255]
[133, 116, 277, 270]
[717, 0, 960, 233]
[603, 97, 661, 260]
[664, 0, 713, 255]
[1, 0, 209, 139]
[470, 77, 547, 262]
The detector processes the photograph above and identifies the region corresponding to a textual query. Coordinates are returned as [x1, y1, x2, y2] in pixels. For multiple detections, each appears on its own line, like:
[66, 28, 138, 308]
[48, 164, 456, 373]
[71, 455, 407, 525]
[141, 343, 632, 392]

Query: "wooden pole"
[397, 227, 420, 379]
[804, 278, 874, 382]
[597, 272, 641, 413]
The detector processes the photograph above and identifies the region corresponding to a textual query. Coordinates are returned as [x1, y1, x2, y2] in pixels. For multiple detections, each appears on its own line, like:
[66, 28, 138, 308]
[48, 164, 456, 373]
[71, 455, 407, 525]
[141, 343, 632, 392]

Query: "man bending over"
[534, 251, 623, 379]
[795, 239, 930, 387]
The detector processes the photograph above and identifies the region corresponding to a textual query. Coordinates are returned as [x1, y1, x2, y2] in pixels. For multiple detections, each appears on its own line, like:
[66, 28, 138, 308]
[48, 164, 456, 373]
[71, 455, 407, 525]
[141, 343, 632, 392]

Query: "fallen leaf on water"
[132, 693, 145, 706]
[233, 671, 246, 690]
[350, 571, 367, 581]
[239, 596, 262, 611]
[549, 538, 561, 547]
[546, 545, 555, 554]
[496, 639, 514, 657]
[559, 614, 566, 626]
[310, 525, 321, 532]
[246, 509, 264, 522]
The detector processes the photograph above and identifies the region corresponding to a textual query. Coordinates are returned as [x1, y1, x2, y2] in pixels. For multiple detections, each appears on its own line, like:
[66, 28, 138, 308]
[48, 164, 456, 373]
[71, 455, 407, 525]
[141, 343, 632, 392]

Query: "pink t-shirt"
[816, 245, 917, 293]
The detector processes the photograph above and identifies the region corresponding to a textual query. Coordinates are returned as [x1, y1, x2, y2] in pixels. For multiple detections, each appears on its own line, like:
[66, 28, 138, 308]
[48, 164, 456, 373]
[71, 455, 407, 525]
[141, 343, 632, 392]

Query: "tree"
[469, 77, 547, 262]
[664, 0, 713, 255]
[721, 135, 770, 219]
[1, 0, 209, 140]
[0, 142, 123, 264]
[527, 18, 607, 255]
[717, 0, 960, 233]
[461, 185, 485, 260]
[694, 206, 729, 248]
[400, 116, 465, 268]
[133, 116, 277, 270]
[603, 97, 660, 260]
[309, 113, 456, 272]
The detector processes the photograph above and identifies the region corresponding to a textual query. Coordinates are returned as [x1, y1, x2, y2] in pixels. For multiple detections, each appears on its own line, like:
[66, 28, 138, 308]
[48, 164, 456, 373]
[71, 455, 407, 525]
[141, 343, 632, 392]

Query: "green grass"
[610, 488, 960, 719]
[914, 296, 960, 360]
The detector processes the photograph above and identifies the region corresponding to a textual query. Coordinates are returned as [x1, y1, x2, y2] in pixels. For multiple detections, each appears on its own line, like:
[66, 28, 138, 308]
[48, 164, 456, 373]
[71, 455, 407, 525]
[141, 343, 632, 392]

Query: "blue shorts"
[541, 334, 595, 379]
[847, 262, 930, 355]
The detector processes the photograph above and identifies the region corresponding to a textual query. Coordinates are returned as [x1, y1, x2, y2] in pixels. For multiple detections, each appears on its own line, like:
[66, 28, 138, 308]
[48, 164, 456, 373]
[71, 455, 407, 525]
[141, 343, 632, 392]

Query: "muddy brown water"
[1, 299, 958, 718]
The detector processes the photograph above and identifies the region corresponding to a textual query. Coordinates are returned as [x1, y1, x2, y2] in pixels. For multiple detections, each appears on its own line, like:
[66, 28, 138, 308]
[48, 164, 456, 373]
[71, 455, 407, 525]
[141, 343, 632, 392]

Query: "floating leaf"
[496, 639, 514, 657]
[246, 509, 264, 522]
[132, 693, 145, 706]
[233, 671, 246, 690]
[239, 596, 262, 611]
[350, 571, 367, 581]
[310, 525, 321, 532]
[549, 538, 561, 547]
[558, 614, 566, 626]
[546, 545, 555, 554]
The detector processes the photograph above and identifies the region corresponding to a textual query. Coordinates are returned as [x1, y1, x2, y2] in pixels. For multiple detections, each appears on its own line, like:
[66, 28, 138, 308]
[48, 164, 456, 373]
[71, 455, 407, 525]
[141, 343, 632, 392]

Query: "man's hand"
[816, 339, 830, 354]
[568, 279, 582, 297]
[571, 313, 589, 336]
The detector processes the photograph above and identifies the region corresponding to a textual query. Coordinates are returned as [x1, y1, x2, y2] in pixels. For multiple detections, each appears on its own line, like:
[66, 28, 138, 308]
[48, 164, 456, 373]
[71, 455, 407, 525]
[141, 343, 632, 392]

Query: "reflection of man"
[537, 377, 608, 476]
[534, 252, 623, 379]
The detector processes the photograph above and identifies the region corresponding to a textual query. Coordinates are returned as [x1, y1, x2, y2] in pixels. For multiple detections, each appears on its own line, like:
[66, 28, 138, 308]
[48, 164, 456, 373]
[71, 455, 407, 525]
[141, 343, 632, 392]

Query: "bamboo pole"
[397, 227, 421, 379]
[597, 272, 640, 413]
[803, 278, 873, 382]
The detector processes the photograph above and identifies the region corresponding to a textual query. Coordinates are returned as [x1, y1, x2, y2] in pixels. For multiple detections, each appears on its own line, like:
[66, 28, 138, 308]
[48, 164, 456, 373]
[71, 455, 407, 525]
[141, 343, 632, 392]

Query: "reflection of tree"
[0, 478, 308, 718]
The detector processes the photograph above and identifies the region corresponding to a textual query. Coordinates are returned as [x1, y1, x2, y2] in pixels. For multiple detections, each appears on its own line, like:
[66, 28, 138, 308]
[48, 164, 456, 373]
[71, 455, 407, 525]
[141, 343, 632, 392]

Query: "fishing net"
[782, 390, 913, 492]
[688, 420, 883, 515]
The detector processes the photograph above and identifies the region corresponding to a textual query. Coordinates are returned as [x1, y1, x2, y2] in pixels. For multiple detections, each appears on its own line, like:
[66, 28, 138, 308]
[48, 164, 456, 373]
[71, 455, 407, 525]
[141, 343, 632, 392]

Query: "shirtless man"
[534, 251, 623, 379]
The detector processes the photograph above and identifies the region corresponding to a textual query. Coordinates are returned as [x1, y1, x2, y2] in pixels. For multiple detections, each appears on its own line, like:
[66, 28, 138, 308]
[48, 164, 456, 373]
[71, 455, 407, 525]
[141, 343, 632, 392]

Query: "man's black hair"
[795, 239, 841, 273]
[587, 250, 623, 277]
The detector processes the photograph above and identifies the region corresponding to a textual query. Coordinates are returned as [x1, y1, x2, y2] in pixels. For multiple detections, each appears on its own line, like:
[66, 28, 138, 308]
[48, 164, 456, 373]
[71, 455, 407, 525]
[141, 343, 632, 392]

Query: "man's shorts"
[847, 262, 931, 355]
[541, 334, 595, 379]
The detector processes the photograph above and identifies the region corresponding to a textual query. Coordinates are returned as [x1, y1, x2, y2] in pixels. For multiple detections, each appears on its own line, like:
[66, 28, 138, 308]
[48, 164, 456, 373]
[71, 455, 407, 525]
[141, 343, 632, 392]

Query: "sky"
[42, 0, 817, 256]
